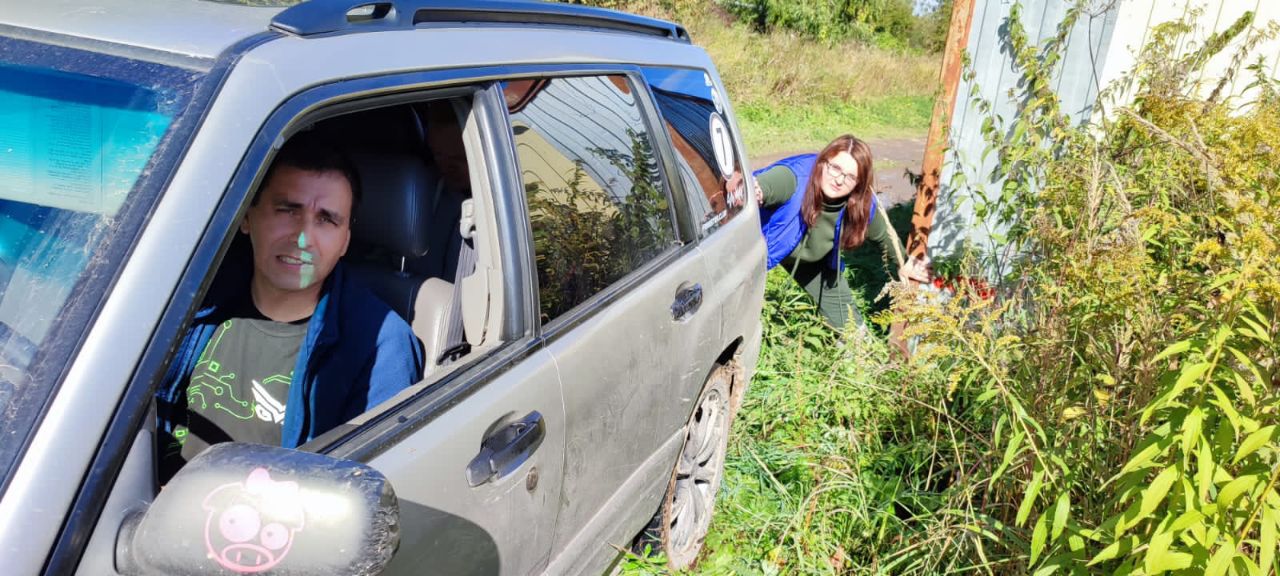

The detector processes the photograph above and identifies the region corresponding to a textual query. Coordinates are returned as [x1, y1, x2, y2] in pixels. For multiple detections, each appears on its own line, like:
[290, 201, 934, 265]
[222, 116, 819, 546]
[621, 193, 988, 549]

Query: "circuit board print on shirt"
[172, 317, 306, 463]
[187, 320, 292, 422]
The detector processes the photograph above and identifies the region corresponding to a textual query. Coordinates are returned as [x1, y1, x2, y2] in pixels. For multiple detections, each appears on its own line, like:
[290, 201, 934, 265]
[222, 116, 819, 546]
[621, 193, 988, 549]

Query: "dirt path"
[750, 136, 925, 207]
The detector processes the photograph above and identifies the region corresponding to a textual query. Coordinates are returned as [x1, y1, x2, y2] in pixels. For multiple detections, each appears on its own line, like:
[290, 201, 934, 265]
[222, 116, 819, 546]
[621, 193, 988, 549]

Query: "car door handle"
[671, 282, 703, 322]
[466, 411, 545, 487]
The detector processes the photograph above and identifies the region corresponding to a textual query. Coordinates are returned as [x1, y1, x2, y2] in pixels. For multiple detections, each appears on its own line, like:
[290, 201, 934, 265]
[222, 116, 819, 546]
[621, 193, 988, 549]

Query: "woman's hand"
[898, 255, 931, 285]
[723, 171, 762, 206]
[723, 171, 745, 207]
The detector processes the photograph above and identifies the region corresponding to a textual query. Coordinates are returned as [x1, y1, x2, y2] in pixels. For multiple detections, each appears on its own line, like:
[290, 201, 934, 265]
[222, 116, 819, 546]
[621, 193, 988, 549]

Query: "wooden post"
[890, 0, 977, 358]
[907, 0, 977, 259]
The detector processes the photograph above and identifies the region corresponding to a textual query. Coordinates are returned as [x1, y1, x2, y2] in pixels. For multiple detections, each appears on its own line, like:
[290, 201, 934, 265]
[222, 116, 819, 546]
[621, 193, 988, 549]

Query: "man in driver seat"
[156, 134, 424, 479]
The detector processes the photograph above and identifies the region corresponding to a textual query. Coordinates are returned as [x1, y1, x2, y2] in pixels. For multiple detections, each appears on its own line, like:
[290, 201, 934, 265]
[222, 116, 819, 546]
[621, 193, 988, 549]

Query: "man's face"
[241, 166, 352, 296]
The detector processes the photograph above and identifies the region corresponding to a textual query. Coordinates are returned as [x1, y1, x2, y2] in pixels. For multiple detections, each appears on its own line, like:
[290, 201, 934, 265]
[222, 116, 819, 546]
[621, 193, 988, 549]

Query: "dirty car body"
[0, 0, 765, 574]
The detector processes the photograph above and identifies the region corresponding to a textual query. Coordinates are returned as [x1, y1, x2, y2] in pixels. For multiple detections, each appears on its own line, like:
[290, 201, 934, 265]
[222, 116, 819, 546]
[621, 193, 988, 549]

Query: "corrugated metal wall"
[929, 0, 1280, 272]
[1099, 0, 1280, 107]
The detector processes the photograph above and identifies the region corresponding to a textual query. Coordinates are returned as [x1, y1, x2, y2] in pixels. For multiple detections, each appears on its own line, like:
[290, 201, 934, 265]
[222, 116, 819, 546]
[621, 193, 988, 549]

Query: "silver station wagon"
[0, 0, 765, 574]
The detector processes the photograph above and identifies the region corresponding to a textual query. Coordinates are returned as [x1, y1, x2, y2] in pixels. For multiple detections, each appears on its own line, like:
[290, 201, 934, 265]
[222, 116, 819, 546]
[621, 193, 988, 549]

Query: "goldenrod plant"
[625, 3, 1279, 575]
[893, 6, 1280, 575]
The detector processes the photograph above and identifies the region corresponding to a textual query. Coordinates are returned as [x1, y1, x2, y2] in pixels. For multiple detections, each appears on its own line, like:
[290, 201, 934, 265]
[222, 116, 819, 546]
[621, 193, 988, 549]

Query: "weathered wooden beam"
[906, 0, 977, 259]
[891, 0, 977, 359]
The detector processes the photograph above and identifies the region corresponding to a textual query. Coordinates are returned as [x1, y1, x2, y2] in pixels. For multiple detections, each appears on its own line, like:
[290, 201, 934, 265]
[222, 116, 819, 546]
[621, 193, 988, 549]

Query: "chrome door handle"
[466, 411, 544, 487]
[671, 282, 703, 322]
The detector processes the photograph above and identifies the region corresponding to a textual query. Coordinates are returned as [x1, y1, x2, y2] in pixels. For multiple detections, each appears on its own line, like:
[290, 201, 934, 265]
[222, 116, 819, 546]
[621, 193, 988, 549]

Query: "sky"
[913, 0, 943, 16]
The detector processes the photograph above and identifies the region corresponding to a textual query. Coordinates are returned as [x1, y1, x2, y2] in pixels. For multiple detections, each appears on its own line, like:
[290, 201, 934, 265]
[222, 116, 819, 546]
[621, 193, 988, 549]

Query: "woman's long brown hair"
[801, 134, 875, 250]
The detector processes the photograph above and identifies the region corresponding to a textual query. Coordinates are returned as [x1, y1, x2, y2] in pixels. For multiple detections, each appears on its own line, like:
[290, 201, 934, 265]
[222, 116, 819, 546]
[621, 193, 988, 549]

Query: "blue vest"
[755, 154, 876, 271]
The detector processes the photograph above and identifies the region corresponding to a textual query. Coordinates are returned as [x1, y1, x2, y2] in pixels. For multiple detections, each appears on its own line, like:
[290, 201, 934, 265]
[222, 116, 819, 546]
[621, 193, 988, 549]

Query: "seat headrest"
[349, 153, 439, 258]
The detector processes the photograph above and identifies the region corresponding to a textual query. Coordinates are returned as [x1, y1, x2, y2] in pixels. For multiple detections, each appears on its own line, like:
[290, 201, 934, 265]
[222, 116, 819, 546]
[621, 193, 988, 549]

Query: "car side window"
[639, 67, 745, 237]
[502, 75, 676, 325]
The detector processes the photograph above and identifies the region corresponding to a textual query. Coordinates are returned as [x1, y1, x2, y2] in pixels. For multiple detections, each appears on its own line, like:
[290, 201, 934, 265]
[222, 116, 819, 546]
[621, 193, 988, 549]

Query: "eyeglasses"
[824, 162, 856, 185]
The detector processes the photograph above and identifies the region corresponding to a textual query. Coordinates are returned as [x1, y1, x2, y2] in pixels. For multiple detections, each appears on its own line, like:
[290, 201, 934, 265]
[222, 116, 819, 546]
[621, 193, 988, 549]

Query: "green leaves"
[1233, 426, 1275, 464]
[1051, 492, 1070, 541]
[1260, 505, 1277, 572]
[993, 428, 1026, 486]
[1182, 407, 1205, 459]
[1017, 469, 1045, 527]
[1143, 361, 1213, 425]
[1153, 339, 1193, 363]
[1030, 511, 1048, 564]
[1141, 468, 1180, 522]
[1204, 542, 1236, 576]
[1217, 475, 1258, 509]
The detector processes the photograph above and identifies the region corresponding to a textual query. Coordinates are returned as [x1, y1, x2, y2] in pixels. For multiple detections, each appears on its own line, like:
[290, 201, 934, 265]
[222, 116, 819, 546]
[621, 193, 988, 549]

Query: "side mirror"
[116, 443, 398, 576]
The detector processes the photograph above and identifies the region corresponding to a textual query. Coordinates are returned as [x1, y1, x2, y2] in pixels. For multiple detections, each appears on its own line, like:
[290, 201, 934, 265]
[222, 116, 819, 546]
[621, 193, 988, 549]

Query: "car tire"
[635, 362, 735, 570]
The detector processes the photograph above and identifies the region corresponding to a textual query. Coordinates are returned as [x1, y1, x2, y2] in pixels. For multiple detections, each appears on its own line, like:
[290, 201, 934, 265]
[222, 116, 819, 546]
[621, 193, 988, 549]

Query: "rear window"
[0, 35, 205, 486]
[503, 74, 678, 325]
[640, 67, 746, 237]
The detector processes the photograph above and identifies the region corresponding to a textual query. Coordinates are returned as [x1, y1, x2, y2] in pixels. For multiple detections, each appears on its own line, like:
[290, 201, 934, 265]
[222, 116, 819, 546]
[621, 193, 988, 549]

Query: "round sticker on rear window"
[709, 113, 734, 178]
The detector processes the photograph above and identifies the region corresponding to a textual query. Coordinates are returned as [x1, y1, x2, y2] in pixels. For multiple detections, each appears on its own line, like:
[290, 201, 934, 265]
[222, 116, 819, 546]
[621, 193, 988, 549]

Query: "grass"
[619, 203, 922, 576]
[619, 271, 923, 575]
[736, 98, 935, 158]
[685, 11, 939, 156]
[584, 1, 940, 155]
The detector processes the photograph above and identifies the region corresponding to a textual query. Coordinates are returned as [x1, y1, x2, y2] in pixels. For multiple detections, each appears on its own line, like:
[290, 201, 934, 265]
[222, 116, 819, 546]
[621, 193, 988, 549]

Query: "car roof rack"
[271, 0, 691, 43]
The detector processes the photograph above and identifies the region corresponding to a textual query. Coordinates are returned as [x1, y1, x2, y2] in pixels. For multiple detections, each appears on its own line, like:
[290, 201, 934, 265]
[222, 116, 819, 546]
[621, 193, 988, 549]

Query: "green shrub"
[720, 0, 933, 49]
[889, 5, 1280, 574]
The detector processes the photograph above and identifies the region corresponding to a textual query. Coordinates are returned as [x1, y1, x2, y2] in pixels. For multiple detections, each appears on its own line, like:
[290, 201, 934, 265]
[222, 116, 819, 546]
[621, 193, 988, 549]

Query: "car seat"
[347, 152, 472, 379]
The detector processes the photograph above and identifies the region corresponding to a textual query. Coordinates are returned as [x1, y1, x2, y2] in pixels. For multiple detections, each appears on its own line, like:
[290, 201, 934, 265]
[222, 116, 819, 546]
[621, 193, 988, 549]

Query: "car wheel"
[637, 363, 734, 570]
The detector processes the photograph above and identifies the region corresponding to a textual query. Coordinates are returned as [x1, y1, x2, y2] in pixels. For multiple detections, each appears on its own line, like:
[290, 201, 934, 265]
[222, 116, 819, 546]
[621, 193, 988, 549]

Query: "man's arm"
[360, 315, 427, 413]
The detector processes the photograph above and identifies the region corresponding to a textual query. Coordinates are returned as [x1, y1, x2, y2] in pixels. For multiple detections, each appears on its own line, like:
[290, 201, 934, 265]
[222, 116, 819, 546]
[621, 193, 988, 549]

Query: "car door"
[498, 72, 721, 572]
[344, 347, 566, 576]
[49, 55, 568, 574]
[288, 82, 569, 576]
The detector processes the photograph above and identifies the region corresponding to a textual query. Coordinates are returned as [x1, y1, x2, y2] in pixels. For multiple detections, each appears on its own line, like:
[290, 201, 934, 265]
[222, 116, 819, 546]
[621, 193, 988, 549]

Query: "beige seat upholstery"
[345, 152, 461, 374]
[412, 277, 455, 378]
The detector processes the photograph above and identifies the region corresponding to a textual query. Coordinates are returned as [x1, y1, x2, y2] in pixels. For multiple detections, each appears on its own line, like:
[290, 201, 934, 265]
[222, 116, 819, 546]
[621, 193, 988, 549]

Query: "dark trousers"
[786, 259, 862, 330]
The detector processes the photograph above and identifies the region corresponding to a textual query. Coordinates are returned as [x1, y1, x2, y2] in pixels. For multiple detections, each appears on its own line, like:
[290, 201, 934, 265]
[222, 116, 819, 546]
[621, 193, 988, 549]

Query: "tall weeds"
[892, 6, 1280, 574]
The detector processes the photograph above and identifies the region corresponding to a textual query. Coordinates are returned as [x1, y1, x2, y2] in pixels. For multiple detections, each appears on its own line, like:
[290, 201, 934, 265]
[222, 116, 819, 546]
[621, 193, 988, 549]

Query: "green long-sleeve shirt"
[758, 165, 906, 278]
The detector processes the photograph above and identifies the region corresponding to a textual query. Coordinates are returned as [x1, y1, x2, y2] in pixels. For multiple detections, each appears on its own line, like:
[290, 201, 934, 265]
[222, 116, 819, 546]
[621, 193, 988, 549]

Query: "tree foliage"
[721, 0, 947, 49]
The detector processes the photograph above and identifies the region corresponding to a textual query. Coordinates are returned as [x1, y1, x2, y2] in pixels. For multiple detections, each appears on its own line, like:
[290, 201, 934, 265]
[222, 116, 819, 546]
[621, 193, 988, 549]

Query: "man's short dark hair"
[255, 132, 362, 208]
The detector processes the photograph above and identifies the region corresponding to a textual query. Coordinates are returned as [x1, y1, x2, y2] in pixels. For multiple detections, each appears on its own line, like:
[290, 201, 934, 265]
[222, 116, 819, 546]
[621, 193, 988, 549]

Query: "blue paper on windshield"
[0, 71, 172, 216]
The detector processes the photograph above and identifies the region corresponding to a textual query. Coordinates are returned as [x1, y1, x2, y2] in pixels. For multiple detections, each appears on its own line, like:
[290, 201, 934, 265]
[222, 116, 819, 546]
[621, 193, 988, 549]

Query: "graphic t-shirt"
[165, 298, 308, 469]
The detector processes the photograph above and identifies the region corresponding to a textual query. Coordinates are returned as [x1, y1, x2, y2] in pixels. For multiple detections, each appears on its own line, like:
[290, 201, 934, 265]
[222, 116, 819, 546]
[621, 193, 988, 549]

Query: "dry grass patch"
[690, 15, 939, 106]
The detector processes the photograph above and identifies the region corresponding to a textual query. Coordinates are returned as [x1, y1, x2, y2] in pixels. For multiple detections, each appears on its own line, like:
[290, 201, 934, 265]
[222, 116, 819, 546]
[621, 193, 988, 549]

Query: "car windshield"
[0, 35, 205, 482]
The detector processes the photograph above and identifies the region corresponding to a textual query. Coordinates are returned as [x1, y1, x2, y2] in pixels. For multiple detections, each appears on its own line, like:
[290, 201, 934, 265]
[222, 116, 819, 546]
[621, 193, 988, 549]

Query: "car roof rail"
[271, 0, 691, 43]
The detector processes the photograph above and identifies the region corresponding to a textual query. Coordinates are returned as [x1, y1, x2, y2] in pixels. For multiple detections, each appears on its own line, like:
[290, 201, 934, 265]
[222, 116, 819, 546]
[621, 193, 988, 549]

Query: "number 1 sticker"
[709, 113, 734, 178]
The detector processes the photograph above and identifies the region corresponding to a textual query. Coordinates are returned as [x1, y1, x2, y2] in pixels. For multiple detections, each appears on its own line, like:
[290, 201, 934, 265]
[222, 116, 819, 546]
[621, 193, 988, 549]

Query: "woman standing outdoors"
[749, 134, 928, 330]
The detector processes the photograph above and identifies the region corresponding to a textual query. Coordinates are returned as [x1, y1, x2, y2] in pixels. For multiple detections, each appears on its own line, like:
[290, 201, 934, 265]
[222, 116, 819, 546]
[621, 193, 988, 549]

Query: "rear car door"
[499, 71, 722, 572]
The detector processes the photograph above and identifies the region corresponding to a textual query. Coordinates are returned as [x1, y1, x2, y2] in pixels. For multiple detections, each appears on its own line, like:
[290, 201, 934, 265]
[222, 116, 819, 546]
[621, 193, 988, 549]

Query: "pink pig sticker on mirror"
[202, 468, 305, 573]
